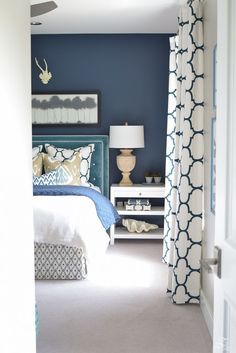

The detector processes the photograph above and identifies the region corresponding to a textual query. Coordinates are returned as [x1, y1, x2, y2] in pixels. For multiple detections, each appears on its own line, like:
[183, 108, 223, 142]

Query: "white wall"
[201, 0, 217, 338]
[0, 1, 36, 352]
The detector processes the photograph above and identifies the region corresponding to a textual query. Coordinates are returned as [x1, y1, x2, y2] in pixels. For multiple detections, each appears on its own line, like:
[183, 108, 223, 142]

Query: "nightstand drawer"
[111, 187, 165, 199]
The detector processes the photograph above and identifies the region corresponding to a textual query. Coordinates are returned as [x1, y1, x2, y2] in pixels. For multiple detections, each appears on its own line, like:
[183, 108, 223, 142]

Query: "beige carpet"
[36, 240, 212, 353]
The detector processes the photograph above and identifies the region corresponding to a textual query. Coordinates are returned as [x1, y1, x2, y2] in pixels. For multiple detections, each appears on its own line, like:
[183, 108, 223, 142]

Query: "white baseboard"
[200, 290, 213, 339]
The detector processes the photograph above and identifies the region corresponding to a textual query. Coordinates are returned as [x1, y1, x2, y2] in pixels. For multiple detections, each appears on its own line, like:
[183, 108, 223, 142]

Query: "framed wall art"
[32, 92, 100, 126]
[210, 117, 216, 214]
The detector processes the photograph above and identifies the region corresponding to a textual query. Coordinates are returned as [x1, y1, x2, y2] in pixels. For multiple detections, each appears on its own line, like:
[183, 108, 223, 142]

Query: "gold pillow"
[43, 153, 81, 185]
[33, 153, 43, 177]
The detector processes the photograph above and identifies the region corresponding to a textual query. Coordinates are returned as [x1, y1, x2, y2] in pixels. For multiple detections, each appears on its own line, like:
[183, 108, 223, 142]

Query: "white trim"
[200, 290, 213, 339]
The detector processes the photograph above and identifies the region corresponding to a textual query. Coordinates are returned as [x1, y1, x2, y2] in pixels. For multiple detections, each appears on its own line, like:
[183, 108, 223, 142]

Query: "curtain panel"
[163, 0, 204, 304]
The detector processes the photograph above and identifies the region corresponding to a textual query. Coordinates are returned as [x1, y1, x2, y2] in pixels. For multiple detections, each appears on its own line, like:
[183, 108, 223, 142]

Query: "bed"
[33, 135, 118, 280]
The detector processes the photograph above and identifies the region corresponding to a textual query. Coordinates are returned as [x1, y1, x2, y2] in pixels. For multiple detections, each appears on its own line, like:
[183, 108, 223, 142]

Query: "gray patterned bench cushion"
[34, 242, 87, 280]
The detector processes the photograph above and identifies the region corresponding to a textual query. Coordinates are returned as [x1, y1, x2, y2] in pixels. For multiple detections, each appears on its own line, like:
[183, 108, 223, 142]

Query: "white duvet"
[33, 195, 110, 265]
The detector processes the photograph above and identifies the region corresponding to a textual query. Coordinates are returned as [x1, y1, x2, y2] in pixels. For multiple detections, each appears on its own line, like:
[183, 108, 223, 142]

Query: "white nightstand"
[110, 184, 165, 245]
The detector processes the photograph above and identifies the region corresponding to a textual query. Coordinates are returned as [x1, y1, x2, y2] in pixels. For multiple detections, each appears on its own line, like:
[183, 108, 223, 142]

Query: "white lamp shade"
[109, 125, 145, 149]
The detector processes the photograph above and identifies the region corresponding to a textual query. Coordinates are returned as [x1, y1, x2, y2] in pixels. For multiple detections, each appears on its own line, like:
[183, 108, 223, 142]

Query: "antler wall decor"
[35, 57, 52, 84]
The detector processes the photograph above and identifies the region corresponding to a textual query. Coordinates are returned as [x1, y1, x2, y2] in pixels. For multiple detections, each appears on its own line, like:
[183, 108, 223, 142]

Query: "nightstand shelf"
[114, 227, 164, 240]
[110, 184, 165, 245]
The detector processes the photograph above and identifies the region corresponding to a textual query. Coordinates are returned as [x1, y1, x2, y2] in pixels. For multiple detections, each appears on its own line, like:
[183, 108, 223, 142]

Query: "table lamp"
[109, 123, 145, 186]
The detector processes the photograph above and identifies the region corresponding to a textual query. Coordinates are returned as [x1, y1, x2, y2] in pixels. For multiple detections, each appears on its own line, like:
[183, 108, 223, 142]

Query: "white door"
[213, 0, 236, 352]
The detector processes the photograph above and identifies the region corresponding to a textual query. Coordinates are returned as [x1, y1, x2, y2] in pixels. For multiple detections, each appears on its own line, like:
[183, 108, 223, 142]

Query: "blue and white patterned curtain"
[163, 0, 204, 304]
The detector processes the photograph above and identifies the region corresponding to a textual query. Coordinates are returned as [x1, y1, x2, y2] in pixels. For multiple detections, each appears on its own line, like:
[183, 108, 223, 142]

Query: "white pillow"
[45, 144, 94, 185]
[32, 145, 43, 159]
[80, 181, 101, 193]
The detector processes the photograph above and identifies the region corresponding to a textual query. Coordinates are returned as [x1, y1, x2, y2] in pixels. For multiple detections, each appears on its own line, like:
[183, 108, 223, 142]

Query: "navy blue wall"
[31, 34, 171, 185]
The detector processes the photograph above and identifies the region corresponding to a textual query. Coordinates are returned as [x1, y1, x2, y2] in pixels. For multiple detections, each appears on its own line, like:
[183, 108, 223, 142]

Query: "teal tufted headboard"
[32, 135, 109, 198]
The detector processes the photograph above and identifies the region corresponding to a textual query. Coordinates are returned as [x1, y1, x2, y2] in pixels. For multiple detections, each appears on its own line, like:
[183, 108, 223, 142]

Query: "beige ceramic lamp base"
[116, 149, 136, 186]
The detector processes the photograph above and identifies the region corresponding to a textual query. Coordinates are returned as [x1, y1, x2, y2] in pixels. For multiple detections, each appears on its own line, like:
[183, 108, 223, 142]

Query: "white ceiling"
[31, 0, 182, 34]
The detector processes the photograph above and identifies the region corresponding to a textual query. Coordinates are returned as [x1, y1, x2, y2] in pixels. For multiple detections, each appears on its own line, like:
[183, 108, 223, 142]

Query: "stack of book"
[125, 199, 151, 211]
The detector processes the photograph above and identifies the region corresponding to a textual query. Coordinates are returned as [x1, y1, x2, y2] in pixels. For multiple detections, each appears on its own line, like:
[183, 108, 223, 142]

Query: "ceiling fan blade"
[31, 1, 58, 17]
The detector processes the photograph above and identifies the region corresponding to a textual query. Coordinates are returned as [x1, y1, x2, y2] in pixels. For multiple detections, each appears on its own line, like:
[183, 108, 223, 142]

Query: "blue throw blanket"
[33, 185, 120, 230]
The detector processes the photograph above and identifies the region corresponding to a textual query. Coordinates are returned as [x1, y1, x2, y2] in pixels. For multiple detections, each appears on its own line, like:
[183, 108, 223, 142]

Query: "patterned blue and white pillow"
[33, 166, 72, 186]
[45, 144, 94, 185]
[33, 170, 57, 186]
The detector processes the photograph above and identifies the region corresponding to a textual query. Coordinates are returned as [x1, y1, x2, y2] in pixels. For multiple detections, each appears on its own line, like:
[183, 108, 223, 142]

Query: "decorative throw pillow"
[43, 153, 81, 185]
[32, 145, 43, 159]
[55, 166, 73, 185]
[45, 143, 94, 185]
[33, 166, 72, 186]
[33, 169, 58, 186]
[33, 153, 43, 177]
